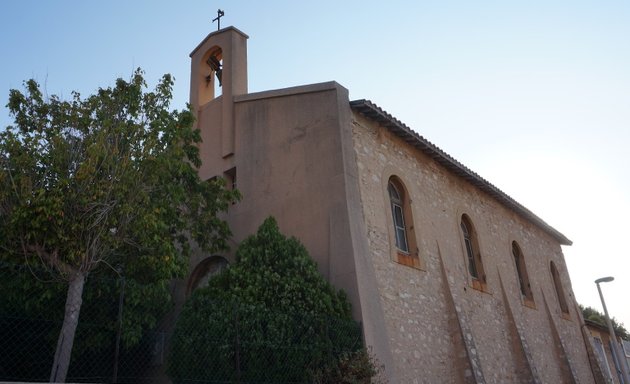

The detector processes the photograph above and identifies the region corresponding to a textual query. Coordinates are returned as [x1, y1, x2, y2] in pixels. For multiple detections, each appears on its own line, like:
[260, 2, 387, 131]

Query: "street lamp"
[595, 276, 630, 384]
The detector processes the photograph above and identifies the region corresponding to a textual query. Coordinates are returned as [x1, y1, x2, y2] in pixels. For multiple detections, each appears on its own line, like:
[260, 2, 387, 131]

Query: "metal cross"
[212, 9, 225, 31]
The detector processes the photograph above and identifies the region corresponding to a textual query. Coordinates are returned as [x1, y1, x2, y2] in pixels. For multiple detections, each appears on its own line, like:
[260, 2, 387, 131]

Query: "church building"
[184, 26, 605, 383]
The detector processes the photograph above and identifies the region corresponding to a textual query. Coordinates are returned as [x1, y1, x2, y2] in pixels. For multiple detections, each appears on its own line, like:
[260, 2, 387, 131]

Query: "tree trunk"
[50, 271, 86, 383]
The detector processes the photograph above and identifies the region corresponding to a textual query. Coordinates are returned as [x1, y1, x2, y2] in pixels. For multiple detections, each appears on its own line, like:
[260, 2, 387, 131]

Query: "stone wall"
[351, 113, 595, 384]
[587, 321, 624, 384]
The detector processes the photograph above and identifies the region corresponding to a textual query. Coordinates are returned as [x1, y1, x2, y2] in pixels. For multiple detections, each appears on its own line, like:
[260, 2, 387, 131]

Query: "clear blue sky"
[2, 1, 629, 327]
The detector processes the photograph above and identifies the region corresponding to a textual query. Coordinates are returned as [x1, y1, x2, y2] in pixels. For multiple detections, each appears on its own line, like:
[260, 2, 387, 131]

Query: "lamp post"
[595, 276, 630, 384]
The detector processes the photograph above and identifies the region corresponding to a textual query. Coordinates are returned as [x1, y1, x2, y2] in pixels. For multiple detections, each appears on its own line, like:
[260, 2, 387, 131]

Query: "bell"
[206, 55, 223, 87]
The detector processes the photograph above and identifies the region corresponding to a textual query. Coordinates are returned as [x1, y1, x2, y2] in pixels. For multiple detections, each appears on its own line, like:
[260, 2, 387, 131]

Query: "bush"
[169, 217, 383, 383]
[312, 348, 387, 384]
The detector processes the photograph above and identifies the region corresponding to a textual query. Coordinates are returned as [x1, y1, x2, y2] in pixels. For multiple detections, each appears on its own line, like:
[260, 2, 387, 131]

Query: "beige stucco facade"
[183, 26, 607, 383]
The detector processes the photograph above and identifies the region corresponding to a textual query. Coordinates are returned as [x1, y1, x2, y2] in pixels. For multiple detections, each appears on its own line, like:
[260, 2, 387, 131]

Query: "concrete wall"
[350, 112, 595, 383]
[216, 83, 355, 288]
[191, 80, 395, 377]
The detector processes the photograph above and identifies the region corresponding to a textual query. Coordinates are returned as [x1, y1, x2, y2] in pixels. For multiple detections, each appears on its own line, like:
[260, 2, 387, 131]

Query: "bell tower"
[190, 26, 248, 170]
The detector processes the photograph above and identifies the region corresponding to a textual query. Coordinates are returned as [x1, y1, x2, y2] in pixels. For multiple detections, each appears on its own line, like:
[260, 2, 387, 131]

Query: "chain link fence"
[0, 261, 166, 383]
[0, 262, 366, 383]
[169, 300, 364, 383]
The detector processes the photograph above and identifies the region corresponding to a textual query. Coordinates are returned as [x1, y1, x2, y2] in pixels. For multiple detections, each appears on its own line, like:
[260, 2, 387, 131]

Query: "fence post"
[112, 271, 125, 383]
[234, 302, 242, 384]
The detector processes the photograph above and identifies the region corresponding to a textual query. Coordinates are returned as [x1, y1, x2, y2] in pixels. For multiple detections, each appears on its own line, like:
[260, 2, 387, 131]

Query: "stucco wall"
[196, 83, 349, 275]
[350, 112, 594, 383]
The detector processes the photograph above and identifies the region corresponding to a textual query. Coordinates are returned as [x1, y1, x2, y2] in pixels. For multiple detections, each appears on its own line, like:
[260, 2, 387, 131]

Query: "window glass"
[512, 242, 534, 303]
[550, 261, 569, 314]
[387, 176, 420, 268]
[389, 183, 409, 253]
[461, 218, 479, 279]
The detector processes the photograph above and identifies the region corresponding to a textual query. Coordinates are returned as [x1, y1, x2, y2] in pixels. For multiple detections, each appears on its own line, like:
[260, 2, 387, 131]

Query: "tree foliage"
[581, 305, 629, 340]
[169, 217, 380, 383]
[312, 348, 387, 384]
[0, 69, 238, 381]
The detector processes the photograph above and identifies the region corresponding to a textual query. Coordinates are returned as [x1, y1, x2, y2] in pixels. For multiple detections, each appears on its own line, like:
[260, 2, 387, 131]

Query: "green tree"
[0, 70, 238, 382]
[169, 217, 377, 383]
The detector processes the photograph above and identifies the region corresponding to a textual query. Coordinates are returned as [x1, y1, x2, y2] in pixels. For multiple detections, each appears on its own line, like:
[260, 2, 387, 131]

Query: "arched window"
[387, 177, 419, 268]
[186, 255, 229, 296]
[460, 214, 486, 288]
[512, 241, 534, 305]
[388, 181, 408, 253]
[550, 261, 569, 314]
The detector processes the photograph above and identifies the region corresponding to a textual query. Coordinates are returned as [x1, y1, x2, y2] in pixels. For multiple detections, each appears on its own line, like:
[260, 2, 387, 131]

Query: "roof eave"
[349, 99, 572, 246]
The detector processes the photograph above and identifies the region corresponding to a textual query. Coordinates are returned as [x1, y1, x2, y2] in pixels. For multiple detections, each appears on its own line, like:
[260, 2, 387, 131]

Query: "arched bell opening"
[198, 46, 223, 105]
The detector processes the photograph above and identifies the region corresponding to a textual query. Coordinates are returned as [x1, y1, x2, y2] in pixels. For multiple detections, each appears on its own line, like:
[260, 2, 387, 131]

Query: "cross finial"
[212, 9, 225, 31]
